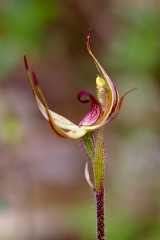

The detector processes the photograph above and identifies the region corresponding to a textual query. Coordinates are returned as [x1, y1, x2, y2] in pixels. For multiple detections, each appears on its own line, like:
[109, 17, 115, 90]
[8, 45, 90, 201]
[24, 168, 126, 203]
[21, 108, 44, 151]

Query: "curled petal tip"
[78, 90, 90, 103]
[24, 55, 29, 70]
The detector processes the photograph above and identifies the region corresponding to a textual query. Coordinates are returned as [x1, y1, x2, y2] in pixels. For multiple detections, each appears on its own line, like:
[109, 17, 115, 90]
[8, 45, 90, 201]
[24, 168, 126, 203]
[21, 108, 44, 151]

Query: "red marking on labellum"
[78, 91, 101, 126]
[24, 55, 29, 70]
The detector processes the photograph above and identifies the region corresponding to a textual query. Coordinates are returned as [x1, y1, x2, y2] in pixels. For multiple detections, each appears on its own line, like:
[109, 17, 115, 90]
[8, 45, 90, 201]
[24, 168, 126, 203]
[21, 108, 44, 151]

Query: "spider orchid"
[24, 33, 134, 240]
[24, 34, 133, 140]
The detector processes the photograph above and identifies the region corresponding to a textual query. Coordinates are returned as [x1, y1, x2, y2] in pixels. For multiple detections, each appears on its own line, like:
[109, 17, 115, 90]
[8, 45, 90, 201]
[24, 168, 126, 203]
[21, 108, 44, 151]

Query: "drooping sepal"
[23, 55, 87, 139]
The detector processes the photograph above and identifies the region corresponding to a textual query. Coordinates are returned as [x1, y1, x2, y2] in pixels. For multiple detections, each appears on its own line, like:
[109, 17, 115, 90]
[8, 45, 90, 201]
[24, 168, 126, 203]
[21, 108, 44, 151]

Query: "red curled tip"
[31, 71, 38, 86]
[24, 55, 29, 70]
[78, 90, 90, 103]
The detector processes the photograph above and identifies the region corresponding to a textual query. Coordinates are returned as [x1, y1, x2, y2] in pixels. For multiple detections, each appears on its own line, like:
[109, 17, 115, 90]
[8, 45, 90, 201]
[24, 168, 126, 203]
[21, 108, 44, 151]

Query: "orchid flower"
[24, 33, 134, 240]
[24, 34, 132, 140]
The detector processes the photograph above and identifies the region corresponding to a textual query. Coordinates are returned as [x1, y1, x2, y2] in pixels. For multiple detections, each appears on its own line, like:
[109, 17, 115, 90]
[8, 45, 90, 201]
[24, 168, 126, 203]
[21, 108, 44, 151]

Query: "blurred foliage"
[108, 9, 160, 76]
[0, 112, 23, 145]
[0, 199, 9, 212]
[71, 203, 160, 240]
[0, 0, 59, 77]
[0, 1, 159, 240]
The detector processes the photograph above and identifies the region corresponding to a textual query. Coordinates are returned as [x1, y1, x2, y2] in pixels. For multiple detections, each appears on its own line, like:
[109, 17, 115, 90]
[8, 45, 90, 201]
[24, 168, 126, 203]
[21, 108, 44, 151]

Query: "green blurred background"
[0, 0, 160, 239]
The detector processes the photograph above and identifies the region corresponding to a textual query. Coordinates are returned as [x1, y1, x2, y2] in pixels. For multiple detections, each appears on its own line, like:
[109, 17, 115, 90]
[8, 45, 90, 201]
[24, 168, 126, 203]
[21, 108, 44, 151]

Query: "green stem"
[82, 128, 105, 240]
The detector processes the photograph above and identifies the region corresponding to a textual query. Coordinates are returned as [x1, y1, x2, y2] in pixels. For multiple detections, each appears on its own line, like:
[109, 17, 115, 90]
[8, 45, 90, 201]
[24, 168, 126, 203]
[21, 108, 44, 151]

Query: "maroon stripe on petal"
[31, 71, 39, 86]
[24, 55, 29, 70]
[78, 91, 101, 126]
[23, 55, 38, 86]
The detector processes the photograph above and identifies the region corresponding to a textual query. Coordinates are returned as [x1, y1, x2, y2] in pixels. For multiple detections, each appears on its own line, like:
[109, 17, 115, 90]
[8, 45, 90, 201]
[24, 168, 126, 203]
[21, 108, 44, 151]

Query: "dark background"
[0, 1, 160, 239]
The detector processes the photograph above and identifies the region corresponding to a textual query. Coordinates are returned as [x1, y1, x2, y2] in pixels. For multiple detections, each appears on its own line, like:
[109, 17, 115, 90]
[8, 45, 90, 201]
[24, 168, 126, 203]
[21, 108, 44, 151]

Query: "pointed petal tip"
[86, 31, 92, 51]
[123, 87, 137, 97]
[24, 55, 29, 70]
[118, 87, 137, 111]
[24, 55, 38, 86]
[120, 87, 137, 103]
[86, 31, 91, 42]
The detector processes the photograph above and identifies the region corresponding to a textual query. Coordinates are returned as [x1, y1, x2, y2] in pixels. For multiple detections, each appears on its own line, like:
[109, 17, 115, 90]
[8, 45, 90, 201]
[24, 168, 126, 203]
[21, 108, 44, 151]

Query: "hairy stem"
[82, 128, 105, 240]
[93, 128, 105, 240]
[96, 186, 105, 240]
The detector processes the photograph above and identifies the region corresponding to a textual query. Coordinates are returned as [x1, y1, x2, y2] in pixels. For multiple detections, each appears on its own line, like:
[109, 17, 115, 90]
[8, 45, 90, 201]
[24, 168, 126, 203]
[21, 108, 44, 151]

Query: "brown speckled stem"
[96, 185, 105, 240]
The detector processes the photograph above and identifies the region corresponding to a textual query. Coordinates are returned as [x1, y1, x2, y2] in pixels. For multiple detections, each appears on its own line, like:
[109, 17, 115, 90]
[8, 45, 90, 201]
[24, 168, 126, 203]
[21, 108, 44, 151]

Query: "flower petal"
[78, 90, 101, 126]
[106, 88, 137, 123]
[117, 88, 137, 111]
[82, 33, 119, 130]
[84, 161, 95, 191]
[24, 56, 87, 139]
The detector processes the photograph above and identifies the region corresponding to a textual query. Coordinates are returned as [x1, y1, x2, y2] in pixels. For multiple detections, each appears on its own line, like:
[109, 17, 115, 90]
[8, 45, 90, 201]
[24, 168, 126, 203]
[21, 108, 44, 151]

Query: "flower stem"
[82, 128, 105, 240]
[96, 185, 105, 240]
[93, 128, 105, 240]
